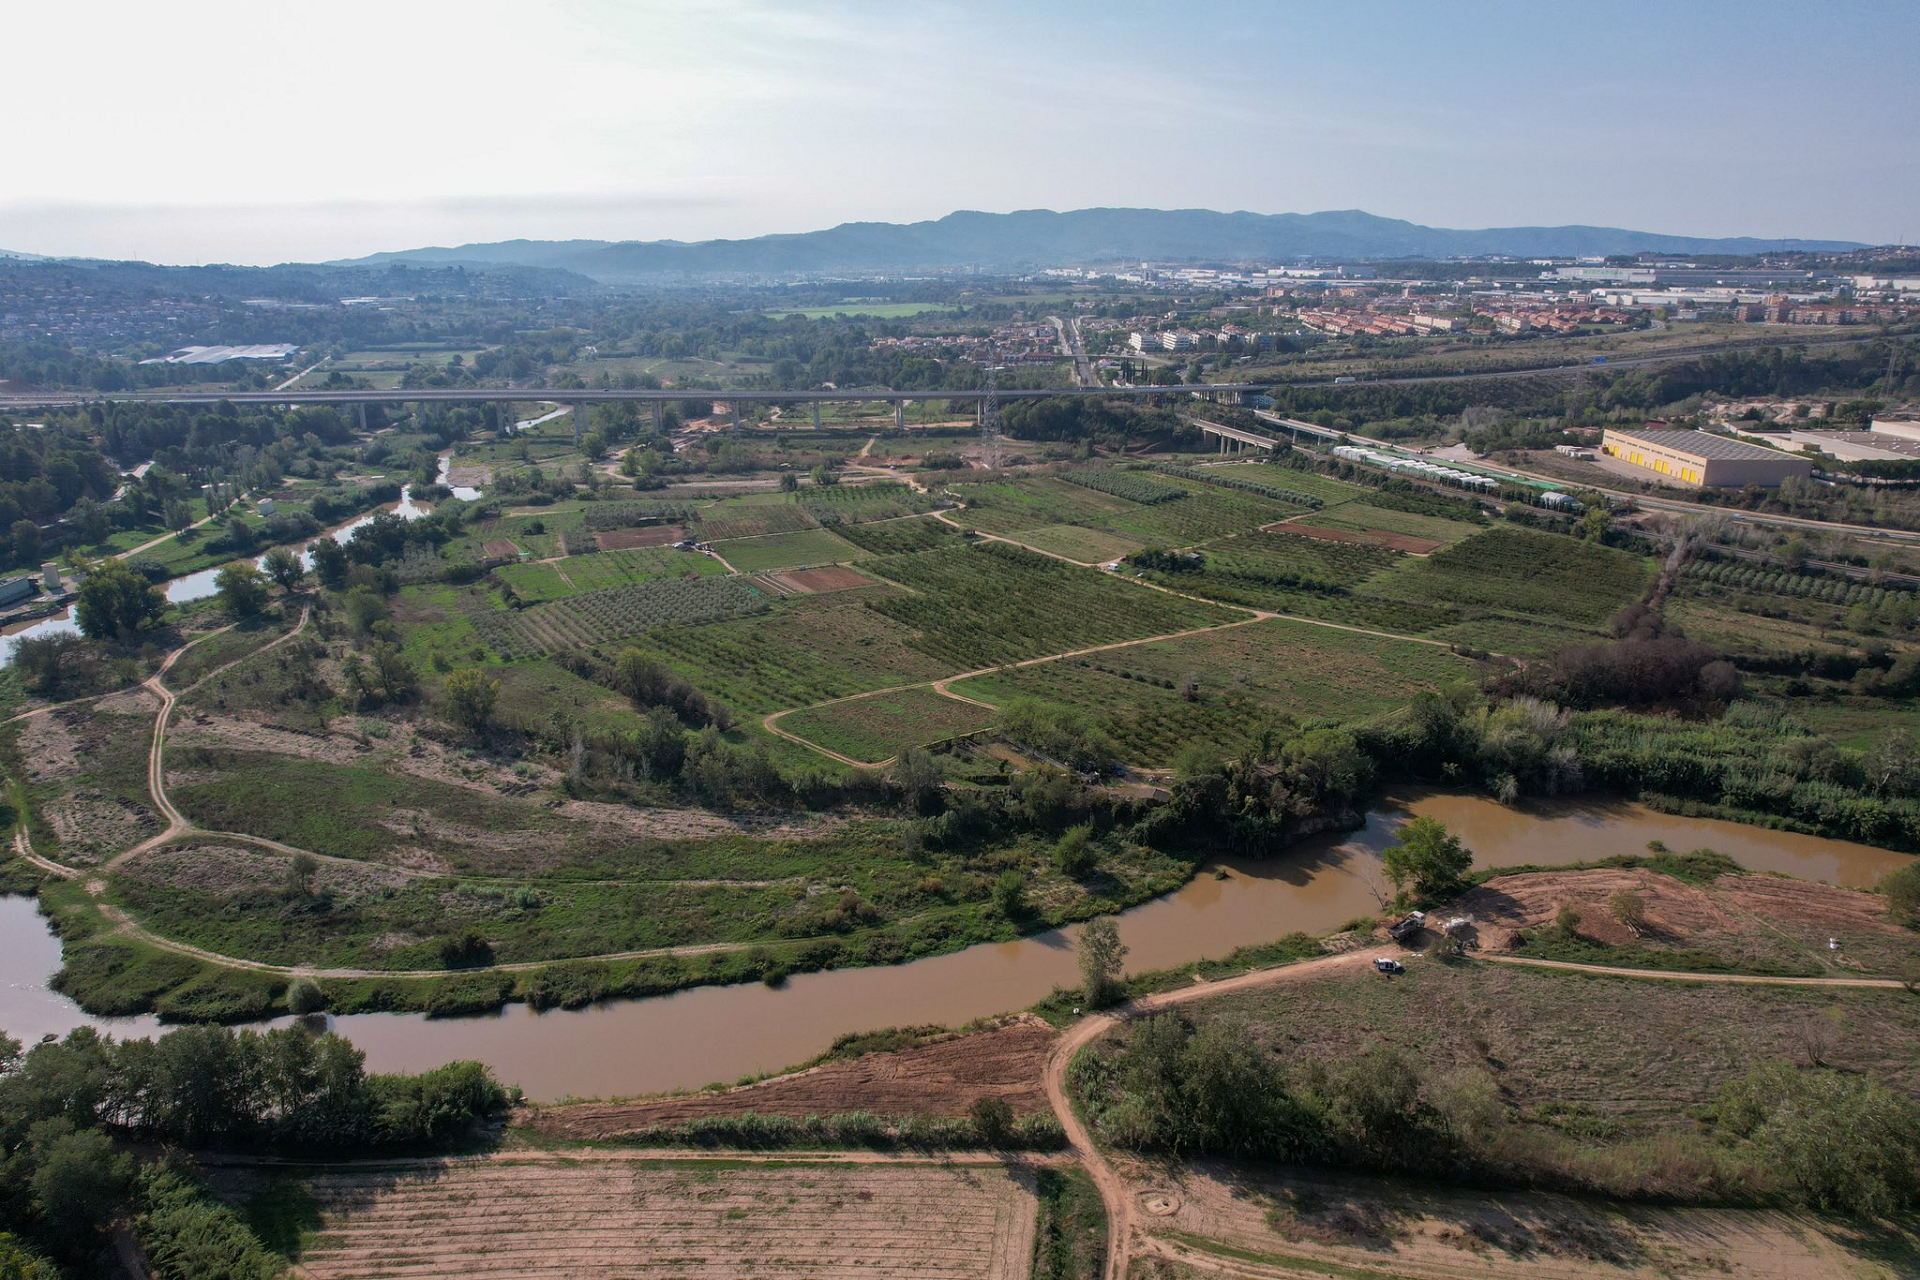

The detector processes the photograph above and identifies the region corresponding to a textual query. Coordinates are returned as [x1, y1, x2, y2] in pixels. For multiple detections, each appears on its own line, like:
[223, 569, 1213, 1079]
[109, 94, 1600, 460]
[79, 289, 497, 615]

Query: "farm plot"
[1059, 467, 1187, 505]
[783, 686, 995, 762]
[1137, 529, 1401, 610]
[1247, 463, 1375, 505]
[951, 475, 1141, 537]
[1089, 481, 1303, 546]
[801, 480, 934, 525]
[832, 515, 965, 555]
[863, 541, 1238, 668]
[472, 576, 769, 659]
[946, 617, 1470, 766]
[1011, 522, 1143, 564]
[638, 594, 953, 714]
[716, 526, 868, 572]
[695, 498, 821, 541]
[1278, 522, 1442, 555]
[1305, 502, 1483, 549]
[760, 565, 878, 595]
[592, 525, 683, 551]
[212, 1156, 1039, 1280]
[1365, 525, 1652, 631]
[494, 547, 721, 605]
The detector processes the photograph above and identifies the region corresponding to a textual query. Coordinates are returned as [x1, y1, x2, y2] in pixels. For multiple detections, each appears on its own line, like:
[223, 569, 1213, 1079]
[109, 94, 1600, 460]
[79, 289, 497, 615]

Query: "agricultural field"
[210, 1155, 1040, 1279]
[717, 526, 870, 572]
[863, 541, 1238, 668]
[1303, 502, 1485, 549]
[781, 687, 996, 763]
[696, 497, 824, 541]
[472, 576, 770, 659]
[1087, 479, 1305, 546]
[494, 547, 721, 604]
[1011, 522, 1143, 564]
[1365, 525, 1652, 633]
[948, 475, 1139, 537]
[833, 516, 967, 555]
[637, 592, 954, 715]
[946, 617, 1472, 766]
[800, 480, 935, 525]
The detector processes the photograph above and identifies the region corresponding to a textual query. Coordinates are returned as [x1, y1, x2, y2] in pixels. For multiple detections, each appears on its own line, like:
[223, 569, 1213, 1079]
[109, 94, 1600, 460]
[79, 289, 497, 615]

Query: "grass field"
[782, 687, 996, 762]
[1011, 523, 1143, 564]
[764, 302, 962, 318]
[946, 617, 1472, 766]
[715, 527, 869, 572]
[1365, 525, 1652, 630]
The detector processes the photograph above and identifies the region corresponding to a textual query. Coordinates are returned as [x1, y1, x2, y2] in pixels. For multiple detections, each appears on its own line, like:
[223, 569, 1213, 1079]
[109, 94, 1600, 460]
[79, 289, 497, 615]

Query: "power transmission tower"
[980, 352, 1005, 470]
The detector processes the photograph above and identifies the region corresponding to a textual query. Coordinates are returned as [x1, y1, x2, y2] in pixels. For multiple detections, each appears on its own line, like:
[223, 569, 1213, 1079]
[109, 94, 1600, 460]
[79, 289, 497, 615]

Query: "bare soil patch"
[118, 842, 418, 900]
[482, 538, 523, 559]
[593, 525, 683, 551]
[1453, 869, 1732, 950]
[16, 712, 82, 782]
[1276, 522, 1442, 555]
[43, 791, 157, 864]
[1144, 1158, 1890, 1280]
[536, 1016, 1058, 1139]
[170, 713, 376, 768]
[207, 1155, 1039, 1279]
[764, 564, 878, 594]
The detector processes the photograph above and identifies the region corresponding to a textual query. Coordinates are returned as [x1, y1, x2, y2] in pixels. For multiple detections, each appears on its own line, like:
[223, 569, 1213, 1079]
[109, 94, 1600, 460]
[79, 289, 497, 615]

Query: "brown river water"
[0, 793, 1909, 1100]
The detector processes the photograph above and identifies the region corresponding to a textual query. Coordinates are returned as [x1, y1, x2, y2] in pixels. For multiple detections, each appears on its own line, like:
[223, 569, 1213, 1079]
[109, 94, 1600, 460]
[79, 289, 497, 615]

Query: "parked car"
[1373, 958, 1405, 974]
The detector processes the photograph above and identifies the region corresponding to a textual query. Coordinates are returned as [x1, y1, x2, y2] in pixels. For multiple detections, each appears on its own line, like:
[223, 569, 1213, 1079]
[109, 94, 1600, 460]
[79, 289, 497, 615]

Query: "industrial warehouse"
[1600, 425, 1813, 488]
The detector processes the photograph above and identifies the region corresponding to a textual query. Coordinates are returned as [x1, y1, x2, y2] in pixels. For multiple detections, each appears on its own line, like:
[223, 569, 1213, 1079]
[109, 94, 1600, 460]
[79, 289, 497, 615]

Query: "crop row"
[1375, 525, 1648, 627]
[1154, 464, 1323, 509]
[1060, 467, 1186, 505]
[834, 516, 962, 555]
[473, 576, 769, 658]
[1687, 559, 1903, 607]
[582, 500, 700, 531]
[864, 541, 1230, 667]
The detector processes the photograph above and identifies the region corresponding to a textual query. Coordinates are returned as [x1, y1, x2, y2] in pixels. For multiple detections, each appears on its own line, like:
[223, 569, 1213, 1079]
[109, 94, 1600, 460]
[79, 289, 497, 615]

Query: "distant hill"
[333, 208, 1866, 282]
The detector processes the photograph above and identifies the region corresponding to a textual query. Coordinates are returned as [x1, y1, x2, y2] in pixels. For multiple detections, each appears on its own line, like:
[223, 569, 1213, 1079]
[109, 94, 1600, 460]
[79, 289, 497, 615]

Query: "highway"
[1049, 314, 1097, 388]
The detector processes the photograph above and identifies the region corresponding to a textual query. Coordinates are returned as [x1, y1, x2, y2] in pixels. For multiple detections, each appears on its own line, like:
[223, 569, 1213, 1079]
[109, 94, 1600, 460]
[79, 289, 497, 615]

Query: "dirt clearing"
[593, 525, 684, 551]
[763, 564, 878, 594]
[1138, 1157, 1897, 1280]
[482, 538, 523, 559]
[210, 1154, 1038, 1279]
[535, 1016, 1057, 1139]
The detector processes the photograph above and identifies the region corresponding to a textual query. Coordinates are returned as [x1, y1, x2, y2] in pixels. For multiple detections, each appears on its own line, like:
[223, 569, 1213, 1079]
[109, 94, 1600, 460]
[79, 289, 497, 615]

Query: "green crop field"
[781, 687, 994, 763]
[472, 576, 770, 659]
[948, 475, 1138, 537]
[695, 498, 822, 541]
[863, 541, 1238, 668]
[1305, 504, 1485, 547]
[946, 617, 1472, 766]
[832, 516, 965, 555]
[1366, 525, 1652, 629]
[715, 527, 868, 572]
[1088, 479, 1304, 545]
[635, 593, 953, 715]
[1012, 523, 1143, 564]
[493, 547, 721, 604]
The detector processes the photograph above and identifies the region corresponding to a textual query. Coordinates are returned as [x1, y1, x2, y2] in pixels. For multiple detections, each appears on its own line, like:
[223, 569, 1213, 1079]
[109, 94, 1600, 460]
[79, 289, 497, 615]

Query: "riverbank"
[3, 792, 1911, 1101]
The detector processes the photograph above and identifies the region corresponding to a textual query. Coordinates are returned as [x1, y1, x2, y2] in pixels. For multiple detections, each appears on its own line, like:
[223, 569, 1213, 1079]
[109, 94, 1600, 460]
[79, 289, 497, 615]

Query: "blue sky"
[3, 0, 1914, 263]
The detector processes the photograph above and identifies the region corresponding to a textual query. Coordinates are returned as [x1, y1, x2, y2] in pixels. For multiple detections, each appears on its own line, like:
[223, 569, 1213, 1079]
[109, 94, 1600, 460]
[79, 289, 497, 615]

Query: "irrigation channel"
[0, 793, 1908, 1100]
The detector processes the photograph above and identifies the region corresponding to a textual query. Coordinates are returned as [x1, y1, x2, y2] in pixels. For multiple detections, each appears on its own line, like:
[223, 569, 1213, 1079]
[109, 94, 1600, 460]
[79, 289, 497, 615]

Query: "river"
[0, 472, 471, 669]
[0, 793, 1908, 1098]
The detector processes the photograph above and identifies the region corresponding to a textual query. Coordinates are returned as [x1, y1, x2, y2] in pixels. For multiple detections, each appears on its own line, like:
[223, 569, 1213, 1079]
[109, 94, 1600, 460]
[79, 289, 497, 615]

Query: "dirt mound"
[535, 1016, 1058, 1138]
[1452, 868, 1732, 949]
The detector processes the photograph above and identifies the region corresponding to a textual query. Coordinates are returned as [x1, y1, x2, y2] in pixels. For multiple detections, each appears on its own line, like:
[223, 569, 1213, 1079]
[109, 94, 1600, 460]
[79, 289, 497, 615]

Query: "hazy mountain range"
[329, 208, 1865, 282]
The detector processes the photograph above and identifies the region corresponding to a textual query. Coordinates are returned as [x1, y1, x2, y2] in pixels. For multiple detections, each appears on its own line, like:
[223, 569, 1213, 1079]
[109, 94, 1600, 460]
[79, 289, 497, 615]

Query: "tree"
[1077, 917, 1127, 1008]
[777, 471, 799, 492]
[1577, 503, 1608, 543]
[969, 1095, 1014, 1146]
[1881, 860, 1920, 925]
[287, 978, 327, 1015]
[1608, 889, 1647, 936]
[1380, 815, 1473, 905]
[28, 1122, 130, 1246]
[12, 634, 80, 698]
[368, 642, 419, 704]
[891, 746, 942, 814]
[74, 559, 165, 641]
[991, 871, 1024, 916]
[214, 562, 270, 618]
[1052, 824, 1097, 878]
[809, 464, 840, 487]
[308, 537, 348, 589]
[261, 545, 306, 594]
[444, 668, 499, 732]
[10, 519, 40, 564]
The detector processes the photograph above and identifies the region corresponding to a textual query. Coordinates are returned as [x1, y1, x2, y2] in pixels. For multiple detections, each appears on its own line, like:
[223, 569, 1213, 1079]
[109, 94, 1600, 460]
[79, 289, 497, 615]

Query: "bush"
[286, 977, 327, 1015]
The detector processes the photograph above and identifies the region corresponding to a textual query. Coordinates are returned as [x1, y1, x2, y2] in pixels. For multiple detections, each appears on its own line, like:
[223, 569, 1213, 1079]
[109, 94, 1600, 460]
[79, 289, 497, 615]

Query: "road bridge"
[1191, 418, 1282, 454]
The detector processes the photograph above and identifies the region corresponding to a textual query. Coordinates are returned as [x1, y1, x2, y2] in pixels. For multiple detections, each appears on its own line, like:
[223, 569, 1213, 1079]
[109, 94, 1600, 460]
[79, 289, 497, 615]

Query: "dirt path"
[1039, 947, 1914, 1280]
[119, 494, 248, 559]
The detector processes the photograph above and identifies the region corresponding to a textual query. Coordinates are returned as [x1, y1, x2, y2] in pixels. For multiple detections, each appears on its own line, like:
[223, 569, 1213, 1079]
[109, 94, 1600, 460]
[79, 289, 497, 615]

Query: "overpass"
[1191, 418, 1283, 454]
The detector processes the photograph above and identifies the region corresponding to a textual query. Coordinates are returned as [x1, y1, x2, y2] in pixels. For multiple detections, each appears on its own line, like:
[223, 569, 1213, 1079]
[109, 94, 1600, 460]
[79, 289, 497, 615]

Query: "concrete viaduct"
[0, 383, 1272, 437]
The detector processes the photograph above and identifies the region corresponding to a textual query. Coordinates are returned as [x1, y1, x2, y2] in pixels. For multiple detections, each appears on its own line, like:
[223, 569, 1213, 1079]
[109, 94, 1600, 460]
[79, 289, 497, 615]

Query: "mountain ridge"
[328, 207, 1866, 282]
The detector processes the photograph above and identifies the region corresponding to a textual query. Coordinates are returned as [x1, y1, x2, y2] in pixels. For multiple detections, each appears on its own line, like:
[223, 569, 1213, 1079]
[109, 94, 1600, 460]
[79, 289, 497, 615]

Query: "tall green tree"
[74, 559, 165, 640]
[214, 562, 270, 618]
[1381, 815, 1473, 905]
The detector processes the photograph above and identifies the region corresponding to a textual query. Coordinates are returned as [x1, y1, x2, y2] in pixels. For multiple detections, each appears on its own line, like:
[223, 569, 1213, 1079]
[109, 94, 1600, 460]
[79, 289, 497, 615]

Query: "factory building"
[1600, 426, 1812, 488]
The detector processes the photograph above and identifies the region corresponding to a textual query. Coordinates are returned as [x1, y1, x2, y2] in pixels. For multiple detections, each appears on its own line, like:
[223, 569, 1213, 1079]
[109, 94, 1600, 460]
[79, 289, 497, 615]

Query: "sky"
[4, 0, 1916, 265]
